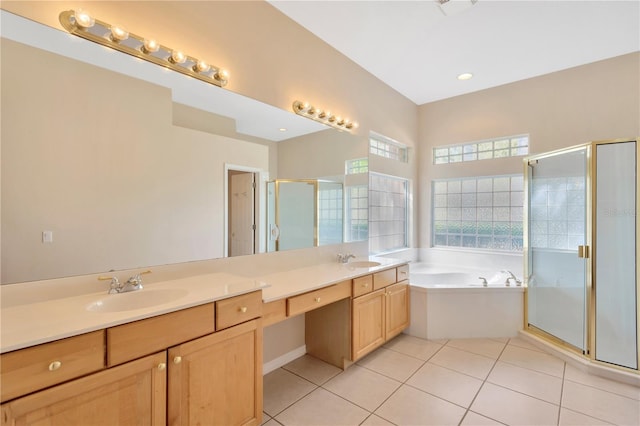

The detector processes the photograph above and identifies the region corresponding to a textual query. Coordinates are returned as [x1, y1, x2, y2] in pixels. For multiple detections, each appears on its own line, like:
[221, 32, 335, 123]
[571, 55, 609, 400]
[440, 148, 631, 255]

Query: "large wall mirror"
[0, 11, 368, 284]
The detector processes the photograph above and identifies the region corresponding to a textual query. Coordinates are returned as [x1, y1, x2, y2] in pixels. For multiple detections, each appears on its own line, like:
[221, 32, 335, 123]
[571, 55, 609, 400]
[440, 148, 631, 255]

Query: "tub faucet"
[337, 253, 356, 263]
[501, 270, 522, 286]
[478, 277, 488, 287]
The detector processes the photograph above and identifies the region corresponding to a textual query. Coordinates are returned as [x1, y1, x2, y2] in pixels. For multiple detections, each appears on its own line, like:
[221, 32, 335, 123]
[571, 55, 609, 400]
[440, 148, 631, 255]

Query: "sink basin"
[86, 288, 189, 313]
[347, 261, 382, 268]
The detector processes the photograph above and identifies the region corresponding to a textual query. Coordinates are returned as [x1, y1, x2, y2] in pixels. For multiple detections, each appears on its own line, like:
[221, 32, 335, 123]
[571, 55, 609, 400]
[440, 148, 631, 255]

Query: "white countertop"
[259, 257, 406, 302]
[0, 257, 406, 353]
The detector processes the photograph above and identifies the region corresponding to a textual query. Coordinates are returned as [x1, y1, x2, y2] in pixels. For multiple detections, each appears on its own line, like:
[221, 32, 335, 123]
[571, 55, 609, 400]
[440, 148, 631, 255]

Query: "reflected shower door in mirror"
[0, 11, 367, 284]
[266, 179, 345, 252]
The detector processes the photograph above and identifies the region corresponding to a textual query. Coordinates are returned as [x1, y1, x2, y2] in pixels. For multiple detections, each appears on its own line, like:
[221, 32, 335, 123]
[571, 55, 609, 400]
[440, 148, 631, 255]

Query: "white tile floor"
[263, 335, 640, 426]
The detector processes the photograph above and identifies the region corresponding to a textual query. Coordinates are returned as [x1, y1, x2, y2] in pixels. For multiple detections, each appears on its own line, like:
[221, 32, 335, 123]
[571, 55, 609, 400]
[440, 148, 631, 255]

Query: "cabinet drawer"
[1, 330, 105, 402]
[107, 303, 214, 367]
[262, 299, 287, 327]
[352, 275, 373, 297]
[396, 264, 409, 283]
[216, 290, 263, 330]
[287, 280, 351, 317]
[373, 268, 397, 291]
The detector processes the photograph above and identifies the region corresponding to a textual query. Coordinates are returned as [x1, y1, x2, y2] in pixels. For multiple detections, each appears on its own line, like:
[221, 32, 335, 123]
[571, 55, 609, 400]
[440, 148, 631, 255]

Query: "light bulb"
[327, 115, 336, 123]
[193, 60, 210, 73]
[457, 72, 473, 81]
[214, 69, 229, 82]
[74, 9, 95, 28]
[110, 25, 129, 42]
[317, 109, 326, 119]
[336, 116, 344, 126]
[142, 39, 160, 53]
[170, 50, 186, 64]
[308, 106, 316, 115]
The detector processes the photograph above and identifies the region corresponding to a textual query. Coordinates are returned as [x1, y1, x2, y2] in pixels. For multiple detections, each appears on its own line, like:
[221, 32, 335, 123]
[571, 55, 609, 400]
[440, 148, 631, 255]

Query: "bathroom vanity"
[0, 259, 409, 425]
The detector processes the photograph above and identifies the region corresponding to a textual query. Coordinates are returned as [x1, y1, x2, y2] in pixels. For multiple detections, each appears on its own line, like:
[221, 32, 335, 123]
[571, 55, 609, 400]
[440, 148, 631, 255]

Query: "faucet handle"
[98, 276, 121, 294]
[127, 270, 152, 286]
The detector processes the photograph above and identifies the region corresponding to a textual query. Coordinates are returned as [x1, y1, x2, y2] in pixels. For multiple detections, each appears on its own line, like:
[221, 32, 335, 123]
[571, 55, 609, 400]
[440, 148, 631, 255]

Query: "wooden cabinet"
[168, 319, 262, 426]
[351, 268, 410, 361]
[287, 280, 350, 317]
[0, 331, 105, 403]
[305, 264, 410, 368]
[352, 289, 386, 360]
[1, 292, 263, 426]
[1, 352, 167, 426]
[385, 282, 410, 340]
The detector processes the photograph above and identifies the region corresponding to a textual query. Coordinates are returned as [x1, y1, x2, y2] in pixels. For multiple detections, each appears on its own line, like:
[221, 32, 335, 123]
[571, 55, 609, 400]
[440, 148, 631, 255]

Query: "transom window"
[370, 133, 408, 163]
[345, 158, 368, 175]
[433, 134, 529, 164]
[432, 175, 523, 251]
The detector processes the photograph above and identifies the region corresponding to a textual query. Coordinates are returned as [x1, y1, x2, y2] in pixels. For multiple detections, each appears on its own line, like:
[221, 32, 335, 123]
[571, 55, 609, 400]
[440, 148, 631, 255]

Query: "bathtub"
[405, 264, 525, 340]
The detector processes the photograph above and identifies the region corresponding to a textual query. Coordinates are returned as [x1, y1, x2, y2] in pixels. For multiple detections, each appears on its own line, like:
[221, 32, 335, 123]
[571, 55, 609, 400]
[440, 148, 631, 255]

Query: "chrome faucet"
[99, 270, 151, 294]
[478, 277, 488, 287]
[337, 253, 356, 264]
[501, 270, 522, 286]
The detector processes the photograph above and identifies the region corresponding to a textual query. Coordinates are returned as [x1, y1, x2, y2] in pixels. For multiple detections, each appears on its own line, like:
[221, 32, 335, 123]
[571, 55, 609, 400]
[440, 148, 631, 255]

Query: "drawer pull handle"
[48, 361, 62, 371]
[173, 356, 182, 364]
[239, 306, 248, 313]
[362, 283, 369, 287]
[158, 363, 167, 371]
[314, 297, 321, 303]
[400, 271, 407, 275]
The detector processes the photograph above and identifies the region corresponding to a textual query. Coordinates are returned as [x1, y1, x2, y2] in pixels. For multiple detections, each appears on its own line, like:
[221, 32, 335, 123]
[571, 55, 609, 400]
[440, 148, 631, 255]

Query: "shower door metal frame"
[524, 137, 640, 373]
[523, 143, 593, 356]
[590, 137, 640, 371]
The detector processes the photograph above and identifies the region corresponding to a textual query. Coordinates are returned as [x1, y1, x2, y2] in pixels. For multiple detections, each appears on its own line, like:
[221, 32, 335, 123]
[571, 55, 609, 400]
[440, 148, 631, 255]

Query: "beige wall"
[1, 40, 269, 283]
[0, 1, 418, 149]
[417, 52, 640, 248]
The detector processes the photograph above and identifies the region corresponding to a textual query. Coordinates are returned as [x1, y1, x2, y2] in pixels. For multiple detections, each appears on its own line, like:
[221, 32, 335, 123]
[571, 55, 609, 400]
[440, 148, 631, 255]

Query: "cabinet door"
[1, 352, 167, 426]
[385, 282, 410, 340]
[352, 289, 386, 361]
[168, 319, 262, 426]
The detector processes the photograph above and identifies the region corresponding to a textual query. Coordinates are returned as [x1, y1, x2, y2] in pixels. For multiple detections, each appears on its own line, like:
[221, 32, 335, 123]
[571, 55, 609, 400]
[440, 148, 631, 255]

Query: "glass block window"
[369, 173, 409, 253]
[345, 185, 368, 242]
[432, 175, 524, 251]
[530, 176, 586, 250]
[434, 134, 529, 164]
[370, 133, 408, 163]
[318, 182, 343, 245]
[345, 158, 368, 175]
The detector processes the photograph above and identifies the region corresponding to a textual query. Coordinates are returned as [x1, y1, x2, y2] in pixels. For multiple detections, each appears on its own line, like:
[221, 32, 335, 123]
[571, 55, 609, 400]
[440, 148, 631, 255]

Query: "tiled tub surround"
[264, 335, 640, 426]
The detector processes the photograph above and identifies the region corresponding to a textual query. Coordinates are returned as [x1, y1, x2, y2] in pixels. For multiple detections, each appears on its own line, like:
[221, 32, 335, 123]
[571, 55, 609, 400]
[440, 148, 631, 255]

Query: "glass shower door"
[526, 147, 589, 351]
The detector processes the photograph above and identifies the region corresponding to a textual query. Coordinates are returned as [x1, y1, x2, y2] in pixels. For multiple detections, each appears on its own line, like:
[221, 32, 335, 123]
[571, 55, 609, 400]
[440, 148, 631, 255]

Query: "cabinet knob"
[239, 306, 248, 313]
[362, 283, 369, 287]
[48, 361, 62, 371]
[173, 356, 182, 364]
[158, 363, 167, 371]
[314, 297, 321, 303]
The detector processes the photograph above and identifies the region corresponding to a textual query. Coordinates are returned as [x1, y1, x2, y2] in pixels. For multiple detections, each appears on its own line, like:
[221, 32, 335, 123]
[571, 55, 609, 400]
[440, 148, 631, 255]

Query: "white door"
[229, 172, 255, 256]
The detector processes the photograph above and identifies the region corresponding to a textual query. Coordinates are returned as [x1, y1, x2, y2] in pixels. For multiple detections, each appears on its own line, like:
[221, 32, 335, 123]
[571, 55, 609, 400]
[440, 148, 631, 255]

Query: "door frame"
[224, 163, 268, 258]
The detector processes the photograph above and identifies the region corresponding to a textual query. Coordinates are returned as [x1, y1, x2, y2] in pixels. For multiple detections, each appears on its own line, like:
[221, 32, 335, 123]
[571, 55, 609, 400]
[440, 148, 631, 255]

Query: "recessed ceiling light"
[279, 128, 287, 132]
[457, 72, 473, 81]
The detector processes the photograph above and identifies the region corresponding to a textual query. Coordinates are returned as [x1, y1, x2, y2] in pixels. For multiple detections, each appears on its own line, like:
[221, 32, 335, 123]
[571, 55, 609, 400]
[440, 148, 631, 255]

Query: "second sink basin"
[347, 261, 382, 268]
[86, 288, 189, 313]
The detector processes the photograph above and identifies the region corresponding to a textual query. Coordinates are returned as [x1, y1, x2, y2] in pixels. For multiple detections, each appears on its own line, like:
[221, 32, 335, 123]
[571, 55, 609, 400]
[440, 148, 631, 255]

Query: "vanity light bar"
[59, 9, 229, 87]
[292, 100, 358, 132]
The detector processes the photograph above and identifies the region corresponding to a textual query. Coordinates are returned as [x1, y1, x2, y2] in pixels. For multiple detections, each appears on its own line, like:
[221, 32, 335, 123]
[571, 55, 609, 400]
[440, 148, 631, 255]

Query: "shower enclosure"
[525, 138, 639, 371]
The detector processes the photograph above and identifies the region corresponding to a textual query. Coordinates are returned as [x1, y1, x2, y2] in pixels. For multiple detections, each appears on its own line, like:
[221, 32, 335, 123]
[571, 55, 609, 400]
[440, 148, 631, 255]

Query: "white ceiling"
[269, 0, 640, 105]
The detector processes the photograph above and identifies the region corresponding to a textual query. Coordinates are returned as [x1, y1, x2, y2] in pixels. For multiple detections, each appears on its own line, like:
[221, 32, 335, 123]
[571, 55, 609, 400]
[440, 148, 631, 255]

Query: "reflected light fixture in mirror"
[292, 100, 358, 132]
[59, 9, 229, 87]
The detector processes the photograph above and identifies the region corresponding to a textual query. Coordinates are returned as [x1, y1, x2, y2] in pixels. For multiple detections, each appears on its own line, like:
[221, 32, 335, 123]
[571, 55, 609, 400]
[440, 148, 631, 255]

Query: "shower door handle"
[578, 245, 590, 258]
